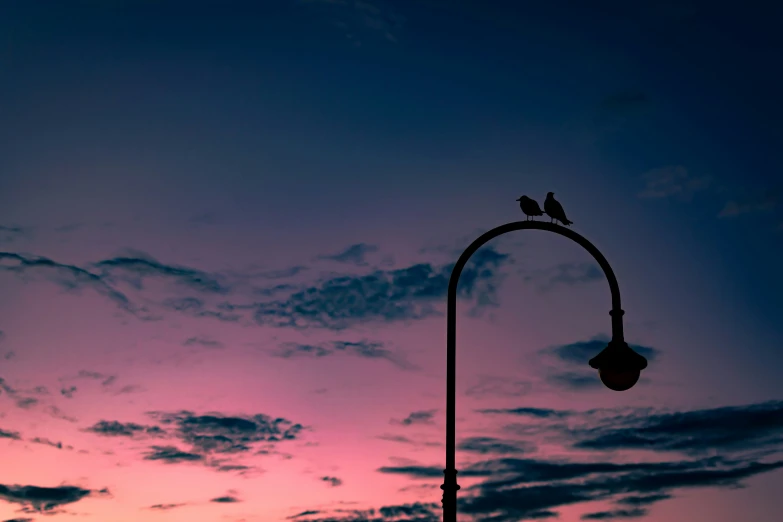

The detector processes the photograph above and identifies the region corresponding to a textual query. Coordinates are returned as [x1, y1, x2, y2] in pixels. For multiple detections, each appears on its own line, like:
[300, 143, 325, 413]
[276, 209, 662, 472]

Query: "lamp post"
[439, 221, 648, 522]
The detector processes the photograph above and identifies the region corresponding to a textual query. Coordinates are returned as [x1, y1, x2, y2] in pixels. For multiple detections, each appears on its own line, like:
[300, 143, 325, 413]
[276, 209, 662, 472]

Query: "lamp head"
[588, 340, 648, 392]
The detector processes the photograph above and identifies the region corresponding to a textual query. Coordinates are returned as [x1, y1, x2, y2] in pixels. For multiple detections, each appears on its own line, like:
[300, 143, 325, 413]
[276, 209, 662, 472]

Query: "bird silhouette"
[544, 192, 573, 226]
[516, 195, 544, 220]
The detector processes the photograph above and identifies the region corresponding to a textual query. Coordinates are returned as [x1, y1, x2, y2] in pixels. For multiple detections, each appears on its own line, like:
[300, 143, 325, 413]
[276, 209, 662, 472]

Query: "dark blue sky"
[4, 0, 780, 316]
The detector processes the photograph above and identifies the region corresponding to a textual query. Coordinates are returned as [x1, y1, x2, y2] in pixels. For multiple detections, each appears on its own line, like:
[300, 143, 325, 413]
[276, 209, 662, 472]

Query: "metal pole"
[441, 221, 624, 522]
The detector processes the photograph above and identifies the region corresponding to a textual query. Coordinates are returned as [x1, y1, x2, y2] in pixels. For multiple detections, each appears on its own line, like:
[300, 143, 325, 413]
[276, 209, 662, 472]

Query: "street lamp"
[439, 221, 648, 522]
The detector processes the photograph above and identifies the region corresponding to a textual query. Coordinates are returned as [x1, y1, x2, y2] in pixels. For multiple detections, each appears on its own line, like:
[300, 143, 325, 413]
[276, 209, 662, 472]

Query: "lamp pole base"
[440, 469, 460, 522]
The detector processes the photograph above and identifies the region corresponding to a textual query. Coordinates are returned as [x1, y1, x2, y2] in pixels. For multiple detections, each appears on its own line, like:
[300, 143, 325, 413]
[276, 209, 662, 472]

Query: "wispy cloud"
[581, 508, 646, 519]
[390, 410, 437, 427]
[248, 246, 510, 331]
[274, 340, 413, 369]
[477, 407, 573, 419]
[301, 0, 405, 45]
[29, 437, 74, 451]
[147, 502, 188, 510]
[138, 410, 305, 473]
[0, 483, 110, 515]
[457, 437, 535, 455]
[84, 420, 165, 438]
[375, 434, 441, 447]
[290, 502, 440, 522]
[0, 225, 29, 244]
[368, 401, 783, 520]
[182, 335, 224, 349]
[211, 491, 241, 502]
[317, 243, 379, 266]
[538, 337, 659, 391]
[0, 428, 21, 440]
[0, 252, 145, 317]
[1, 244, 512, 331]
[572, 400, 783, 455]
[320, 476, 343, 487]
[718, 188, 779, 218]
[638, 165, 712, 200]
[143, 445, 204, 463]
[93, 250, 230, 294]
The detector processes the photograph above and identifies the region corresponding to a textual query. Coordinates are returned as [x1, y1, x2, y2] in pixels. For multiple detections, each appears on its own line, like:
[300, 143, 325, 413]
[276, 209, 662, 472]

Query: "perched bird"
[516, 195, 544, 220]
[544, 192, 573, 226]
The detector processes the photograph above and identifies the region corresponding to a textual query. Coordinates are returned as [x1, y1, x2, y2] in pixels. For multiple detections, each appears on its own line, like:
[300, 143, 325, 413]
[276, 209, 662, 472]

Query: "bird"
[516, 195, 544, 220]
[544, 192, 573, 226]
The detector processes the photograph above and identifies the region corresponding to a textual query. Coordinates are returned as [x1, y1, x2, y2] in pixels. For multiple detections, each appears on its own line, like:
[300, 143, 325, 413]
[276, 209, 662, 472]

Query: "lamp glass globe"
[598, 367, 640, 391]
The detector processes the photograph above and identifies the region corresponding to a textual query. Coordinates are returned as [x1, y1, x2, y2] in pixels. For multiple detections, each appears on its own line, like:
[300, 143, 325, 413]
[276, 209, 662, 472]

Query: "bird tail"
[563, 219, 573, 225]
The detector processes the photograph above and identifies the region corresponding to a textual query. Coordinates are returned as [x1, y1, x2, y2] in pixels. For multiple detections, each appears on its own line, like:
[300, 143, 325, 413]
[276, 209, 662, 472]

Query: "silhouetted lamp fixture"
[440, 221, 648, 522]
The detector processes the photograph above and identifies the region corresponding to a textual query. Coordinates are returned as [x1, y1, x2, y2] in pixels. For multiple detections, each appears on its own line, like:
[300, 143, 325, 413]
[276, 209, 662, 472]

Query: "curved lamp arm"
[440, 221, 634, 522]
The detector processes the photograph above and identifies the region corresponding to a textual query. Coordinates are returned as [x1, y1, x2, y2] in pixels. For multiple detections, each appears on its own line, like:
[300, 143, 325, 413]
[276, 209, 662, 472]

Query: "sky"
[1, 0, 782, 521]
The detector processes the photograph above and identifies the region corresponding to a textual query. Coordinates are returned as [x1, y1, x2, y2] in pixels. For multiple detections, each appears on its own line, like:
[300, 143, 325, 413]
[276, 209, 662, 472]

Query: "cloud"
[376, 434, 441, 447]
[29, 437, 73, 450]
[581, 508, 646, 519]
[457, 437, 534, 455]
[142, 410, 304, 472]
[1, 244, 511, 331]
[182, 335, 224, 349]
[373, 401, 783, 520]
[718, 189, 779, 217]
[321, 476, 343, 487]
[84, 420, 165, 438]
[545, 339, 659, 366]
[254, 266, 309, 280]
[288, 510, 321, 519]
[0, 250, 236, 322]
[0, 252, 149, 317]
[318, 243, 379, 265]
[211, 494, 241, 503]
[572, 400, 783, 455]
[615, 494, 672, 506]
[301, 0, 405, 45]
[93, 251, 230, 294]
[290, 502, 440, 522]
[546, 371, 602, 390]
[456, 457, 783, 521]
[391, 410, 437, 426]
[477, 407, 573, 419]
[143, 445, 204, 463]
[0, 226, 28, 244]
[0, 483, 109, 514]
[147, 503, 188, 510]
[377, 465, 490, 479]
[3, 518, 34, 522]
[249, 245, 511, 331]
[0, 377, 50, 412]
[0, 428, 21, 440]
[60, 386, 77, 398]
[638, 165, 711, 199]
[539, 337, 659, 391]
[274, 340, 413, 369]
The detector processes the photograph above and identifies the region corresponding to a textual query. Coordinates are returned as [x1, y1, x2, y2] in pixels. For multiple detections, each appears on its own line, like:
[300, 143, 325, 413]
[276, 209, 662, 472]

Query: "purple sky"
[1, 1, 782, 521]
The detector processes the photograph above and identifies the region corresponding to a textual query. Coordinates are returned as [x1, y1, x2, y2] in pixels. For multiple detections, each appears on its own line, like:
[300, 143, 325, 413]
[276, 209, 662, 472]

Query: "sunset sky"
[1, 1, 782, 521]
